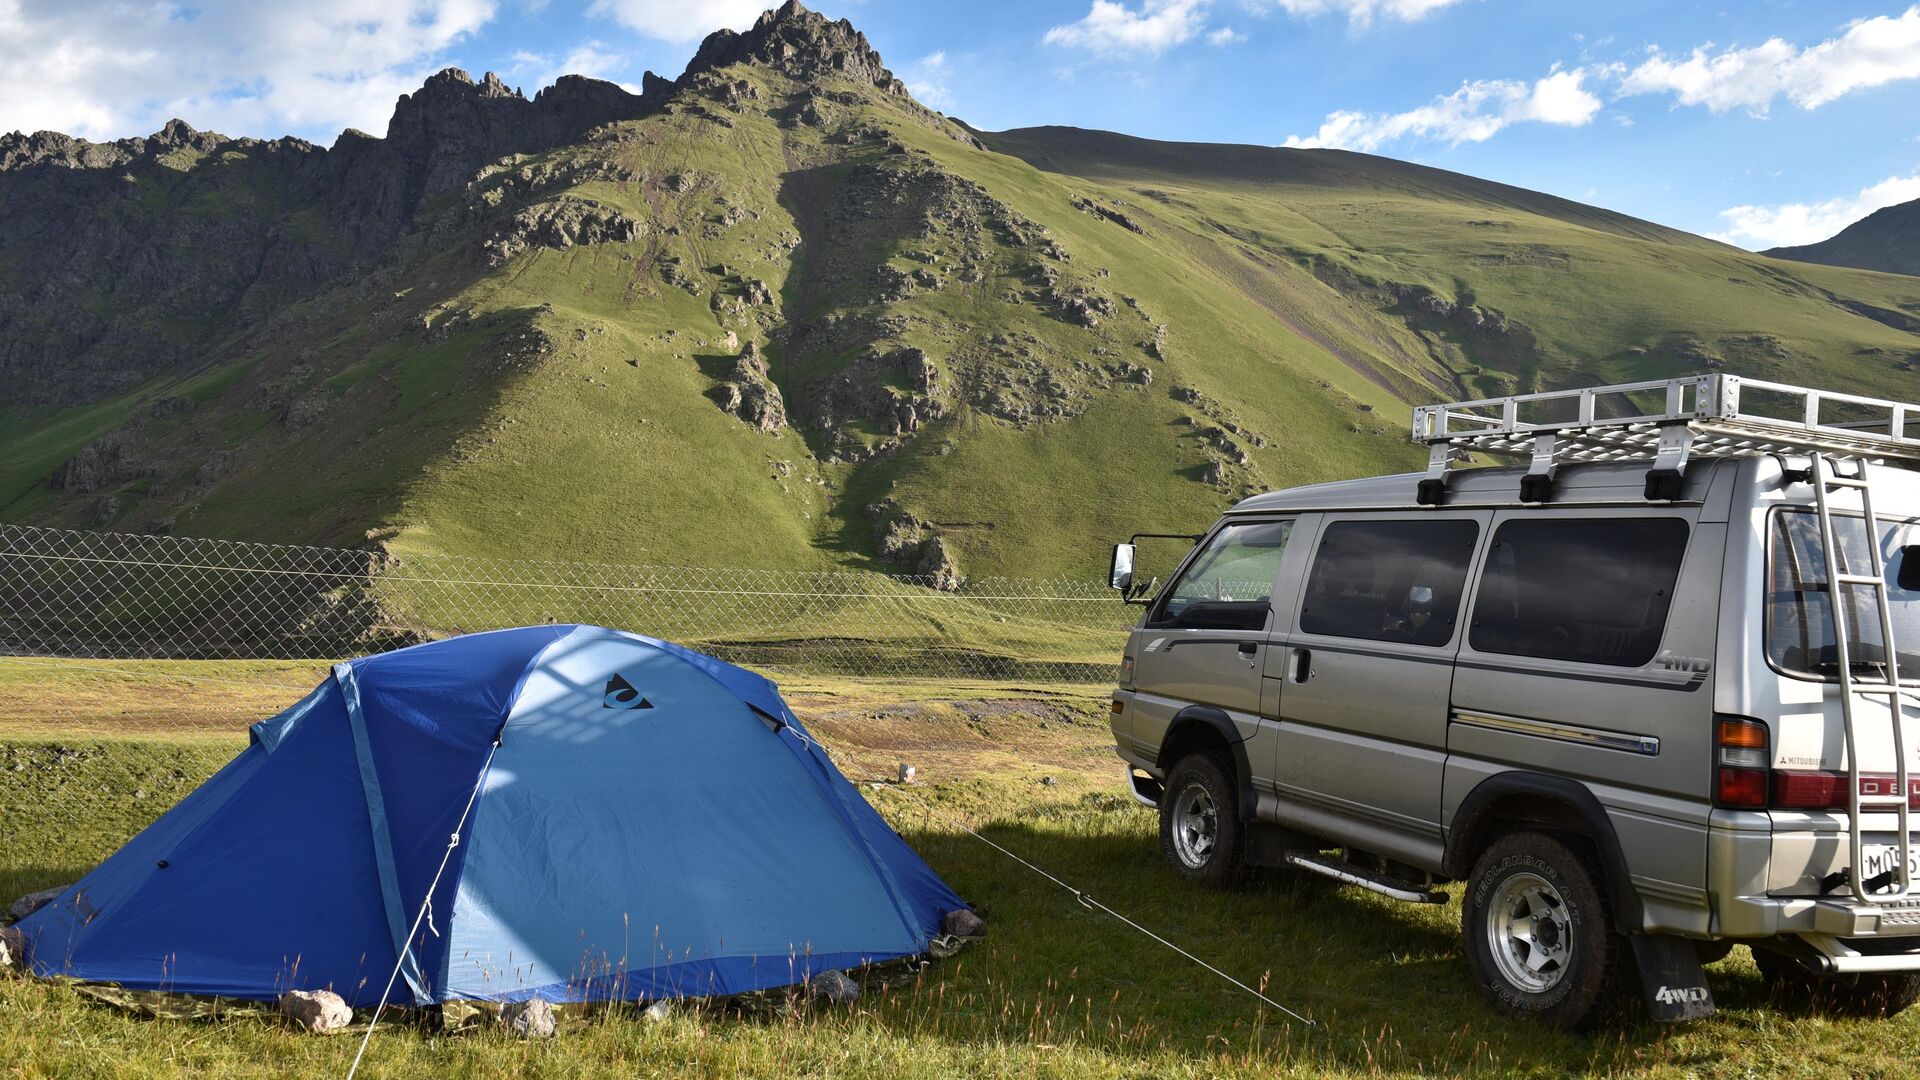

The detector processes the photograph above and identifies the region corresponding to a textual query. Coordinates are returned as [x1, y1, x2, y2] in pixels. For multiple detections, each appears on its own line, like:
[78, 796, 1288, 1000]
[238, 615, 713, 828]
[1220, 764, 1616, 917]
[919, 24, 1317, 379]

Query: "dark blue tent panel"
[19, 626, 965, 1005]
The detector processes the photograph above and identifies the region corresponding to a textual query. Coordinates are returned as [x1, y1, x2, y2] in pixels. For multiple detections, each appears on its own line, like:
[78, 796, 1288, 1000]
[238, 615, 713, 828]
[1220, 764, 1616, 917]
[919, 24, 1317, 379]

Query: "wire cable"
[345, 740, 500, 1079]
[874, 783, 1314, 1027]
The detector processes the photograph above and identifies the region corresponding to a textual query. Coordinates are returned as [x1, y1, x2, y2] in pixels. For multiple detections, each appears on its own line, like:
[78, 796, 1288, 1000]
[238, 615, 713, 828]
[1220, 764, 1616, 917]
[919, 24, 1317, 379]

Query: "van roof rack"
[1411, 375, 1920, 505]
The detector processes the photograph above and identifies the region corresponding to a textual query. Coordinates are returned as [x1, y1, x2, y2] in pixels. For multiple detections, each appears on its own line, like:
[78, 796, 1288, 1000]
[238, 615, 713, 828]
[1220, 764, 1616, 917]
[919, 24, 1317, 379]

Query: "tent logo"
[603, 674, 654, 710]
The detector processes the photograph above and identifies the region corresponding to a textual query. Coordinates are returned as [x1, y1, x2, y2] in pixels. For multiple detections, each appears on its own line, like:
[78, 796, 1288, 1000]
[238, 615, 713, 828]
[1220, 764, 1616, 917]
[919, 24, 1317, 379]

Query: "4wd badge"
[1654, 985, 1710, 1006]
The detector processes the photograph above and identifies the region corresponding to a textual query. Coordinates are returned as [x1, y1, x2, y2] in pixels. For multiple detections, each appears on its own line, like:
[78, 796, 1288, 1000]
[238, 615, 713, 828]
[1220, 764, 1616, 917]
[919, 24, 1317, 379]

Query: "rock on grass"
[811, 969, 860, 1004]
[501, 997, 557, 1038]
[278, 989, 353, 1033]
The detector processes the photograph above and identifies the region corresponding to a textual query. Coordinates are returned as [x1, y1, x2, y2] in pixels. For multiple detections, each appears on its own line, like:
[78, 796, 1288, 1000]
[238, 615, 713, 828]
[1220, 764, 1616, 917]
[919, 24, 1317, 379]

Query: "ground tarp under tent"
[17, 624, 968, 1005]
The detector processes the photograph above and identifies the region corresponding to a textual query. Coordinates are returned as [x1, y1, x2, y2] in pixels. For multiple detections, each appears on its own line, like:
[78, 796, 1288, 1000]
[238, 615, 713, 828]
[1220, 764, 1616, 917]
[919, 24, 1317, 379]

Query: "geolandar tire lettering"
[1158, 753, 1246, 887]
[1463, 831, 1623, 1031]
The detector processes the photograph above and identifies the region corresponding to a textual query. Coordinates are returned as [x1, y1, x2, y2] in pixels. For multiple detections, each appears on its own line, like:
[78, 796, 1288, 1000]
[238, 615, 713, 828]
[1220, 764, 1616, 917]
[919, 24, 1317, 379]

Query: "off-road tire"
[1463, 831, 1623, 1030]
[1754, 948, 1920, 1018]
[1158, 753, 1245, 887]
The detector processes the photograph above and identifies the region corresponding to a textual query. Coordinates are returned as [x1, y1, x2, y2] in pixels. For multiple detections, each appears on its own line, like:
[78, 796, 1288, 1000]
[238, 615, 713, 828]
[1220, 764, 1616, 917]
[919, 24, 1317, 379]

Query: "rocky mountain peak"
[379, 66, 642, 209]
[682, 1, 907, 96]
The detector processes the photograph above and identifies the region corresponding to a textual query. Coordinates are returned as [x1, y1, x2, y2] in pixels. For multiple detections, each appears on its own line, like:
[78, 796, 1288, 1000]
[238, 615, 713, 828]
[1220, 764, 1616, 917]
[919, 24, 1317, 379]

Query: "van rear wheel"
[1463, 831, 1622, 1030]
[1159, 753, 1245, 887]
[1754, 949, 1920, 1018]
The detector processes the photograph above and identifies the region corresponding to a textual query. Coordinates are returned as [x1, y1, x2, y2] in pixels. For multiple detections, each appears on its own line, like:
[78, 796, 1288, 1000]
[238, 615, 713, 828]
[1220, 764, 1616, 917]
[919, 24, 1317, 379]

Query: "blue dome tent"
[19, 625, 967, 1005]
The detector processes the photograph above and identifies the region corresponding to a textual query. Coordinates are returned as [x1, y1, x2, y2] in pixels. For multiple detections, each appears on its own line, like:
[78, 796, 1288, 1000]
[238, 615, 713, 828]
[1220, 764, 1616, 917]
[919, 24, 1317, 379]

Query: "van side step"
[1284, 852, 1449, 904]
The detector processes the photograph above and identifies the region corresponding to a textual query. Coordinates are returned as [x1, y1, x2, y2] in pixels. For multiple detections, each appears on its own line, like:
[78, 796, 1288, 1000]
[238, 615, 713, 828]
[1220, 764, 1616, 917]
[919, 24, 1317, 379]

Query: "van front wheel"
[1159, 753, 1245, 887]
[1464, 831, 1622, 1029]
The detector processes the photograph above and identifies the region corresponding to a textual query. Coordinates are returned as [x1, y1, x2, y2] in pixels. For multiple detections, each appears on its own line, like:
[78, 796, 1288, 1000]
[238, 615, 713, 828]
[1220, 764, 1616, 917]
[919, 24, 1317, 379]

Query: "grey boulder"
[811, 969, 860, 1004]
[942, 908, 986, 937]
[7, 886, 67, 923]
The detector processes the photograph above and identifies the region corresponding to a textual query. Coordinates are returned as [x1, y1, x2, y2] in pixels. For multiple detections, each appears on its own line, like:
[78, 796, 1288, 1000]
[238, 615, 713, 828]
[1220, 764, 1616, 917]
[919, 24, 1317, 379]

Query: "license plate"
[1860, 844, 1920, 882]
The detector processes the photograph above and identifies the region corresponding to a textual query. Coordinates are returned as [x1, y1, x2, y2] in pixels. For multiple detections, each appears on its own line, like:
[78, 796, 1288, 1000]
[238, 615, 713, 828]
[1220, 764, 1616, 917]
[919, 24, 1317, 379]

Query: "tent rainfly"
[17, 625, 969, 1005]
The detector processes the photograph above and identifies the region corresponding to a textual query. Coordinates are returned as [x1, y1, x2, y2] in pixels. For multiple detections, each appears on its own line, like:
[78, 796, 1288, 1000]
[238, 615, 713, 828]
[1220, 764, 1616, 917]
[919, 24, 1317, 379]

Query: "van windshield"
[1149, 520, 1293, 631]
[1767, 510, 1920, 679]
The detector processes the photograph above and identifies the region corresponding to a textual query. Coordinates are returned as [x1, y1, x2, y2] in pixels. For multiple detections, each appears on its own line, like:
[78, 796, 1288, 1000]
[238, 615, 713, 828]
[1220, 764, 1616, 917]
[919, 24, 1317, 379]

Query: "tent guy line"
[872, 784, 1316, 1027]
[347, 737, 501, 1080]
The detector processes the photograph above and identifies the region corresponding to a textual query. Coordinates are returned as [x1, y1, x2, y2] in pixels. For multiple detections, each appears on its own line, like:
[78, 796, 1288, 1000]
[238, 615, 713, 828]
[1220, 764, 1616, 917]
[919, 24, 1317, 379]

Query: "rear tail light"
[1715, 717, 1770, 808]
[1712, 715, 1920, 812]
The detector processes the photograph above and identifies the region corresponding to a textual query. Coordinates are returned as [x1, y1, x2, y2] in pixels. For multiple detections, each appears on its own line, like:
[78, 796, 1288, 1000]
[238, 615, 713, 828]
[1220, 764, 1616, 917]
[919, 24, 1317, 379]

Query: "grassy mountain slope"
[1767, 197, 1920, 278]
[982, 126, 1920, 400]
[5, 3, 1920, 581]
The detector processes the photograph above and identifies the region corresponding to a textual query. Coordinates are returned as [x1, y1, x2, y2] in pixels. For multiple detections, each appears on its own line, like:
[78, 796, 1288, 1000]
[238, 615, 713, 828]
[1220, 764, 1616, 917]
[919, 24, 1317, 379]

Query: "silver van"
[1107, 376, 1920, 1028]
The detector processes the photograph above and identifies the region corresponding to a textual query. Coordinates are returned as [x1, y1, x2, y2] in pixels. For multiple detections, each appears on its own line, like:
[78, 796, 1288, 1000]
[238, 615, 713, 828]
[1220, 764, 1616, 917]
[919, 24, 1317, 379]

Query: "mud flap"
[1629, 934, 1716, 1022]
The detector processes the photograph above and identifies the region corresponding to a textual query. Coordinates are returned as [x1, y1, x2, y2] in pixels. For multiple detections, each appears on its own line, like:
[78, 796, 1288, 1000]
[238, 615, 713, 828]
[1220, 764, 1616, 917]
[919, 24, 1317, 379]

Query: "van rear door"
[1445, 508, 1717, 928]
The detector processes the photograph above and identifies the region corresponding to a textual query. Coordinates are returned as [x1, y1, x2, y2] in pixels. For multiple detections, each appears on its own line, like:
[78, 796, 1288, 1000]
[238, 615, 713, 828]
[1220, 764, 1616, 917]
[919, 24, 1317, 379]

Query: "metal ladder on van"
[1810, 454, 1915, 902]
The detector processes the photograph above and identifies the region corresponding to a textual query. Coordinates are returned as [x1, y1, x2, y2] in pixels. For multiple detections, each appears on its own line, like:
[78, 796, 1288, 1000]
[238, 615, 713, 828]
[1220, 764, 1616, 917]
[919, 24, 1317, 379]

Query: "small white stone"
[279, 989, 353, 1033]
[501, 996, 557, 1038]
[0, 925, 25, 971]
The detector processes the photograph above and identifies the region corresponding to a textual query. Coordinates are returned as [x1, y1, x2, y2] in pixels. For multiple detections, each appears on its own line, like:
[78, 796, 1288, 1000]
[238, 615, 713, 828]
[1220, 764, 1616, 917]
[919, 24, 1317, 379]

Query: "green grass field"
[4, 671, 1917, 1078]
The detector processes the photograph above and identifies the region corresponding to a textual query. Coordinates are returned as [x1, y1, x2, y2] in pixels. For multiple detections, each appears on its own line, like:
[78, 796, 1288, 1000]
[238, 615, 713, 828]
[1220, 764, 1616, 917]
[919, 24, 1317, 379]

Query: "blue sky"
[2, 1, 1917, 250]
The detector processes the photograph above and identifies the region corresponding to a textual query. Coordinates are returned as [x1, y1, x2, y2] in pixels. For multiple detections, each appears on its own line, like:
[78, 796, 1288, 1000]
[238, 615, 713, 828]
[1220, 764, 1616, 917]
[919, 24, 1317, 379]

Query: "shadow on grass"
[869, 818, 1775, 1075]
[0, 867, 86, 912]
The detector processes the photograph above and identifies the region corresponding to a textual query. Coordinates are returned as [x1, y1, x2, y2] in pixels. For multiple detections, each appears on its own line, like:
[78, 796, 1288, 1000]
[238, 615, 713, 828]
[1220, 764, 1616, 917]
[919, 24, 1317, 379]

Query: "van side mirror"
[1109, 543, 1136, 592]
[1898, 546, 1920, 591]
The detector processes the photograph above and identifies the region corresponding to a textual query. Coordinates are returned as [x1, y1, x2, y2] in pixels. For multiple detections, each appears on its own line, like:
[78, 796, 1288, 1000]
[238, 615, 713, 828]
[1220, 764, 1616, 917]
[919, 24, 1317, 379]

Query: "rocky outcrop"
[1070, 195, 1145, 234]
[1307, 255, 1539, 372]
[867, 498, 963, 589]
[51, 435, 144, 495]
[484, 196, 646, 265]
[371, 70, 642, 215]
[709, 342, 789, 432]
[682, 2, 908, 98]
[813, 347, 946, 455]
[0, 66, 647, 407]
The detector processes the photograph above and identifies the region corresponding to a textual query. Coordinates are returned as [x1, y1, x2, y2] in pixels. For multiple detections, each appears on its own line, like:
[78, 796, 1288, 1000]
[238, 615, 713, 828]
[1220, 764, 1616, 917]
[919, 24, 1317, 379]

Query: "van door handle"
[1238, 641, 1258, 667]
[1293, 648, 1313, 683]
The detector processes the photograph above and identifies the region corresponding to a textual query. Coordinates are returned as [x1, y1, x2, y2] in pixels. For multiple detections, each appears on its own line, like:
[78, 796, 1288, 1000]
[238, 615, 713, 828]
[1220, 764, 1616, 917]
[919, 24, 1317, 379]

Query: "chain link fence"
[0, 523, 1135, 739]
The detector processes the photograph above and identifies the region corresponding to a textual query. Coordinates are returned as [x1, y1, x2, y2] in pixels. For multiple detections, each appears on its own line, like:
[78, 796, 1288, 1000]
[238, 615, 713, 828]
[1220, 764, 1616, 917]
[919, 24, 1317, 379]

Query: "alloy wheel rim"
[1171, 781, 1219, 868]
[1486, 871, 1573, 993]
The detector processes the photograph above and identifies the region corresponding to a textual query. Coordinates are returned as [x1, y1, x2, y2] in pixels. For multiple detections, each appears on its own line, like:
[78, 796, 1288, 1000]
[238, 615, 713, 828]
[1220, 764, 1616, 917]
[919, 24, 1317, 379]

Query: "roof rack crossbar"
[1411, 376, 1920, 475]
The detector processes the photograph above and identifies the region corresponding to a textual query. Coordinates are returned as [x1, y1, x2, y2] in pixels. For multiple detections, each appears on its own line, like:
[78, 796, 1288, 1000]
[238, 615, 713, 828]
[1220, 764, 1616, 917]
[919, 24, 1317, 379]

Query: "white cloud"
[0, 0, 496, 142]
[1207, 26, 1246, 45]
[587, 0, 768, 44]
[1265, 0, 1466, 27]
[506, 40, 639, 96]
[1044, 0, 1211, 56]
[1717, 173, 1920, 249]
[1619, 7, 1920, 114]
[903, 51, 955, 110]
[1284, 66, 1603, 151]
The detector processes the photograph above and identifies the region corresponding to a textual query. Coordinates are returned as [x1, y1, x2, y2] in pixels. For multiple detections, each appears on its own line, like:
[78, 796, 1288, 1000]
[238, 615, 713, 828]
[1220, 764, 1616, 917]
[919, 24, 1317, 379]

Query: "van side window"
[1299, 519, 1478, 646]
[1470, 518, 1688, 667]
[1147, 520, 1293, 631]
